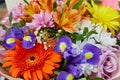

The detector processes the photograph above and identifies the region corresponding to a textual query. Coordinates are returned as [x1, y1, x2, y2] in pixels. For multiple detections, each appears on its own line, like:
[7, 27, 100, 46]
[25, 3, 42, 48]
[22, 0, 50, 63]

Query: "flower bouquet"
[0, 0, 120, 80]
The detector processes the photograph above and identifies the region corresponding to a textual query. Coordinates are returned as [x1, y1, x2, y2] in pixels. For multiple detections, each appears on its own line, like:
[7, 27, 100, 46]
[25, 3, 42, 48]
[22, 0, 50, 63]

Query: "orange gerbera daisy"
[2, 40, 62, 80]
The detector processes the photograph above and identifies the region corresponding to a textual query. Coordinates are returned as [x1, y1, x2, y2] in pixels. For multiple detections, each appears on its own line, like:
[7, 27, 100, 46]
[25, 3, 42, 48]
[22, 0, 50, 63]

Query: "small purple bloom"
[11, 27, 24, 40]
[26, 10, 54, 29]
[67, 64, 83, 78]
[80, 43, 102, 65]
[22, 33, 36, 49]
[3, 34, 16, 49]
[12, 3, 24, 20]
[54, 36, 72, 53]
[57, 71, 74, 80]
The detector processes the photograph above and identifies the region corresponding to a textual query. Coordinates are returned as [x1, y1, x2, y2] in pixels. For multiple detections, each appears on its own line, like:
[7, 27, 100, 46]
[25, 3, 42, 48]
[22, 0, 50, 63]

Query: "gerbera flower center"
[30, 56, 36, 61]
[26, 54, 41, 67]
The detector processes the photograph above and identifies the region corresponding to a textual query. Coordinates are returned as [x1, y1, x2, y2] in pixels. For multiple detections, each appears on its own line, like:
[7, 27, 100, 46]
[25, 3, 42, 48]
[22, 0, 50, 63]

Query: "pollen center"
[60, 42, 67, 52]
[30, 56, 36, 61]
[84, 52, 93, 60]
[6, 38, 15, 44]
[23, 36, 32, 41]
[67, 74, 74, 80]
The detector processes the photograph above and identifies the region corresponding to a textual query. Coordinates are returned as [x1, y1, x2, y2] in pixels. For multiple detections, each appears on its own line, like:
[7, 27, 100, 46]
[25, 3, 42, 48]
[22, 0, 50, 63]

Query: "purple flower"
[12, 4, 24, 20]
[11, 27, 24, 40]
[26, 10, 54, 29]
[3, 34, 16, 49]
[22, 33, 36, 49]
[71, 54, 82, 64]
[54, 36, 72, 53]
[57, 71, 74, 80]
[97, 50, 119, 80]
[67, 64, 83, 78]
[63, 47, 77, 59]
[80, 43, 102, 65]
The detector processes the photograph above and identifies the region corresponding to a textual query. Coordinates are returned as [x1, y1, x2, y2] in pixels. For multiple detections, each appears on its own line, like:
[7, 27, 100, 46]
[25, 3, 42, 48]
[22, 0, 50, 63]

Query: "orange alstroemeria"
[54, 7, 81, 33]
[38, 0, 54, 13]
[23, 1, 41, 16]
[78, 4, 91, 20]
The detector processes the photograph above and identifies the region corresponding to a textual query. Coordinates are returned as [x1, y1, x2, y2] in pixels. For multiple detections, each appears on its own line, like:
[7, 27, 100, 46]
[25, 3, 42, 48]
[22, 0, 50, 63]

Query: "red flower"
[3, 40, 62, 80]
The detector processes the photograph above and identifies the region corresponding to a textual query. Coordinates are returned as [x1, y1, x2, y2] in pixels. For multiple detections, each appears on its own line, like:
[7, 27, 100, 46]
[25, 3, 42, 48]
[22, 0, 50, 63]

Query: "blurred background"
[0, 0, 7, 20]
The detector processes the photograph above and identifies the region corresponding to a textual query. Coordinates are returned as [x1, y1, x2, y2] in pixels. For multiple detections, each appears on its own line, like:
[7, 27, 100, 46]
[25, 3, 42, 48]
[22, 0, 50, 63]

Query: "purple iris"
[54, 36, 72, 53]
[63, 47, 77, 59]
[67, 64, 83, 78]
[80, 43, 102, 65]
[11, 27, 25, 40]
[56, 71, 74, 80]
[71, 54, 82, 64]
[22, 33, 36, 49]
[3, 34, 16, 49]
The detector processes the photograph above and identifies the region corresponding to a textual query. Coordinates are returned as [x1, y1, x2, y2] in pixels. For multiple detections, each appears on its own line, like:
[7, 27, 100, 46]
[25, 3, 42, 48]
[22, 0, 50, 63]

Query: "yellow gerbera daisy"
[85, 0, 120, 35]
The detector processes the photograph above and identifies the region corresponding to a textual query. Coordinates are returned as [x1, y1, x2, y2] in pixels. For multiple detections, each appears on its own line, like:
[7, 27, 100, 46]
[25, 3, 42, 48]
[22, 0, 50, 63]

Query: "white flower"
[91, 29, 116, 46]
[76, 19, 93, 34]
[73, 39, 96, 54]
[74, 19, 116, 52]
[80, 63, 98, 76]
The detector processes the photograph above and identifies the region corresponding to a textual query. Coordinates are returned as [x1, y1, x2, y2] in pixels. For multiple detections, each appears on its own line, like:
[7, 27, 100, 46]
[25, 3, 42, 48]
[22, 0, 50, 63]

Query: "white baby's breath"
[80, 63, 98, 76]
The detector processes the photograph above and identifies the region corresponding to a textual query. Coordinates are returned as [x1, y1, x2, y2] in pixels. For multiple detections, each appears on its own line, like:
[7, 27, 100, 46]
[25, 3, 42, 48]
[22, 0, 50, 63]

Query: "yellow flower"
[86, 0, 120, 35]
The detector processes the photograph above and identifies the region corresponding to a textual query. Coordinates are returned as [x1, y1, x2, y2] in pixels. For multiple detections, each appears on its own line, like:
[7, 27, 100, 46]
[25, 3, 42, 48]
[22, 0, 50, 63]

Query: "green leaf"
[85, 30, 97, 39]
[12, 22, 22, 27]
[93, 77, 104, 80]
[50, 78, 55, 80]
[70, 33, 84, 43]
[73, 0, 83, 9]
[0, 24, 8, 30]
[66, 0, 70, 6]
[117, 39, 120, 45]
[87, 0, 101, 4]
[0, 63, 2, 67]
[9, 12, 13, 25]
[53, 2, 57, 11]
[83, 27, 88, 35]
[54, 70, 60, 75]
[94, 0, 101, 4]
[23, 0, 29, 5]
[119, 1, 120, 9]
[0, 41, 3, 45]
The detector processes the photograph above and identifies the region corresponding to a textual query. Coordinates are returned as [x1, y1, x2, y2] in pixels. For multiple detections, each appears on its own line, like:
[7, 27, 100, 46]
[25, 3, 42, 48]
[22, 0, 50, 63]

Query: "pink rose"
[101, 0, 120, 10]
[97, 50, 119, 80]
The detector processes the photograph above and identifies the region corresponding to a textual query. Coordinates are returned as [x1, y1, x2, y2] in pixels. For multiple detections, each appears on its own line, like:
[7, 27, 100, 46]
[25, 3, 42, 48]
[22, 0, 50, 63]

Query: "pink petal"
[101, 0, 120, 10]
[0, 46, 6, 63]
